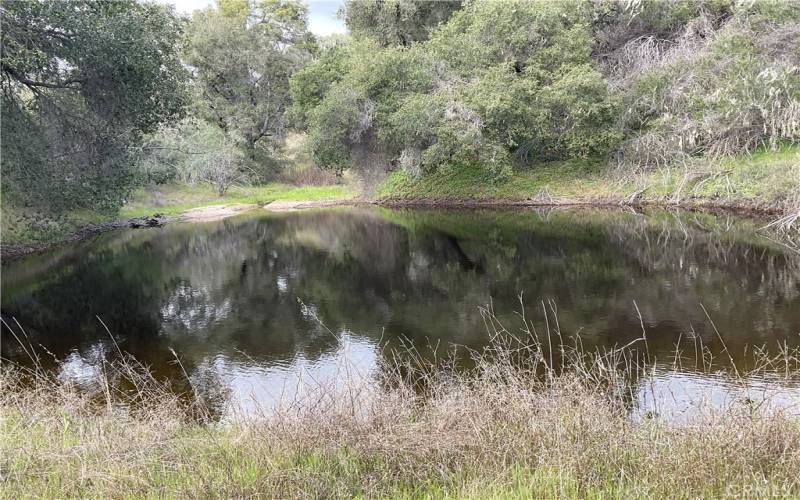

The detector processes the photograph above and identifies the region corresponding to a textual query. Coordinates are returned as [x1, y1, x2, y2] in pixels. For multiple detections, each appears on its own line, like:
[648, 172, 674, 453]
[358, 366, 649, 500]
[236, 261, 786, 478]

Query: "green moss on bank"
[377, 157, 613, 201]
[377, 145, 800, 209]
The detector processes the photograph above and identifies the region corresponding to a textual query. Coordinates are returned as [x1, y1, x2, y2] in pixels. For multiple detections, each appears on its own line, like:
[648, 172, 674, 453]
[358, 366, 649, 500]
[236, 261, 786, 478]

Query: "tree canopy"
[184, 0, 314, 172]
[342, 0, 461, 47]
[292, 0, 800, 181]
[1, 0, 188, 213]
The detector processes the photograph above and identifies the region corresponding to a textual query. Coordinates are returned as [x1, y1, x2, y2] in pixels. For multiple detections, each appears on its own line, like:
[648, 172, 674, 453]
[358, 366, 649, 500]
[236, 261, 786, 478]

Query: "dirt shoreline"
[1, 197, 789, 262]
[180, 203, 260, 221]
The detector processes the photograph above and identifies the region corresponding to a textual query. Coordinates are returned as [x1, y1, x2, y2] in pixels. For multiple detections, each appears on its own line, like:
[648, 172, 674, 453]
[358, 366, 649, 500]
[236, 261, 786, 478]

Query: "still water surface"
[3, 207, 800, 419]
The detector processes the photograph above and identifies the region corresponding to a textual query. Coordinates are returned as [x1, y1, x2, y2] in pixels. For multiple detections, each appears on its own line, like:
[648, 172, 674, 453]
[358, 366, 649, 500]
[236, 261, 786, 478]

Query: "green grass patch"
[120, 182, 354, 218]
[0, 203, 117, 245]
[1, 182, 353, 246]
[648, 143, 800, 203]
[377, 146, 800, 207]
[3, 402, 796, 498]
[377, 158, 614, 201]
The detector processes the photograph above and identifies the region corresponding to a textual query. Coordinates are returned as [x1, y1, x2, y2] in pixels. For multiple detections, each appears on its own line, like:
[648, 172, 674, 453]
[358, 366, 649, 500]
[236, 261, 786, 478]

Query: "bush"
[293, 0, 621, 180]
[611, 1, 800, 169]
[135, 120, 260, 196]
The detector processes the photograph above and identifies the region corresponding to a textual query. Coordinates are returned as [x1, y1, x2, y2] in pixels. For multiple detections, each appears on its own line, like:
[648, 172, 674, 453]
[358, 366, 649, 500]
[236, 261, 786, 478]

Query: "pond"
[3, 207, 800, 421]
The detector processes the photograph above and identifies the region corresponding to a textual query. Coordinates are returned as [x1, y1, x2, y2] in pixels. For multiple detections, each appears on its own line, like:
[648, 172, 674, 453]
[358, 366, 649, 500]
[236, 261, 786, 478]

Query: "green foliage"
[294, 0, 621, 180]
[294, 0, 797, 186]
[287, 40, 351, 129]
[342, 0, 461, 47]
[135, 119, 257, 196]
[428, 0, 592, 76]
[305, 82, 370, 173]
[184, 0, 314, 166]
[0, 0, 188, 215]
[604, 0, 800, 168]
[131, 1, 320, 200]
[303, 41, 438, 174]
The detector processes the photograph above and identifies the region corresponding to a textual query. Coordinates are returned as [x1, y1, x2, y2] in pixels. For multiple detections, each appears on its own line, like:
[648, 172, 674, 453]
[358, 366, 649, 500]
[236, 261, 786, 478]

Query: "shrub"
[293, 0, 621, 180]
[135, 120, 260, 196]
[612, 1, 800, 169]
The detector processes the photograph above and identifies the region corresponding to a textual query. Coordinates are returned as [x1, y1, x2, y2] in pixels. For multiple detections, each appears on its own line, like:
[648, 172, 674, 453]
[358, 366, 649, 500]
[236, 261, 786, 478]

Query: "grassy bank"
[120, 182, 354, 219]
[0, 205, 119, 248]
[4, 321, 800, 498]
[377, 145, 800, 214]
[0, 183, 354, 247]
[3, 146, 796, 248]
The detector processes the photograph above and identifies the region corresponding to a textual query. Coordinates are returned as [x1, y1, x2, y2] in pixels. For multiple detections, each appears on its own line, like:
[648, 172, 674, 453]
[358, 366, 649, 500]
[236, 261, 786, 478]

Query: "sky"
[160, 0, 347, 36]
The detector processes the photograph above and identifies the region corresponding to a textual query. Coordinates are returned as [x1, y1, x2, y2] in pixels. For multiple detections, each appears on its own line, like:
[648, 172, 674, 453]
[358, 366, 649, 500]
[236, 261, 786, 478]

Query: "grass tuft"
[3, 307, 800, 498]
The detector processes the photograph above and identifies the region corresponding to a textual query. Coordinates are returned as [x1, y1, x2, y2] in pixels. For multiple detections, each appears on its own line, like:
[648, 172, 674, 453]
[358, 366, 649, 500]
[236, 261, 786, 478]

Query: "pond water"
[3, 207, 800, 420]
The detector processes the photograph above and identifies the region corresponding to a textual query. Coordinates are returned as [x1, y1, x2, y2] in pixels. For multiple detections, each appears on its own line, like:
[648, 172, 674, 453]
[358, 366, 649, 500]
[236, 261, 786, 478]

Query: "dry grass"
[762, 187, 800, 250]
[278, 165, 342, 187]
[608, 8, 800, 173]
[3, 308, 800, 498]
[277, 132, 343, 187]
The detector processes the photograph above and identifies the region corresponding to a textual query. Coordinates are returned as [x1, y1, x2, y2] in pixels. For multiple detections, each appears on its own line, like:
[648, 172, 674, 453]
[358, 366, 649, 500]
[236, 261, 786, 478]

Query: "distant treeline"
[2, 0, 798, 218]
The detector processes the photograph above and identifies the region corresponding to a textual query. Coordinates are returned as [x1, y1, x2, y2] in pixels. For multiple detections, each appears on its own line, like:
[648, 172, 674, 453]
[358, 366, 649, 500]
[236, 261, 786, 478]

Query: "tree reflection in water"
[2, 207, 800, 420]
